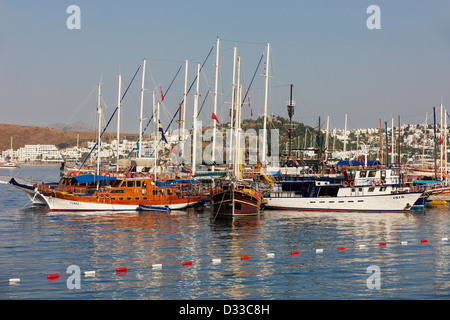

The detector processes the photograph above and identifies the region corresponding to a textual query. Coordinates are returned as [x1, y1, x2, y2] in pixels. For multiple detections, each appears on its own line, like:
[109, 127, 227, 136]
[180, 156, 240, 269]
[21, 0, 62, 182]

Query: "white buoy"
[358, 245, 366, 249]
[401, 241, 408, 245]
[9, 278, 20, 283]
[266, 253, 275, 258]
[315, 249, 324, 254]
[152, 264, 162, 269]
[212, 258, 222, 264]
[442, 237, 448, 241]
[84, 271, 96, 277]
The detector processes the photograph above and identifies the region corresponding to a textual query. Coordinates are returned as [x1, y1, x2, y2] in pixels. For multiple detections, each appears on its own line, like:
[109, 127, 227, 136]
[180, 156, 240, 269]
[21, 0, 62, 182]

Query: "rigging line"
[164, 64, 183, 98]
[197, 87, 211, 118]
[78, 64, 142, 169]
[231, 53, 264, 128]
[164, 45, 215, 134]
[240, 53, 264, 109]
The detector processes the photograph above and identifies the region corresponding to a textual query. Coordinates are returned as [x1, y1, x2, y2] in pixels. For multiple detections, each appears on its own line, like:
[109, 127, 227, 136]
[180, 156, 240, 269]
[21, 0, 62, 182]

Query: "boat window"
[135, 197, 140, 200]
[167, 189, 173, 195]
[152, 190, 158, 196]
[359, 188, 363, 192]
[127, 181, 134, 188]
[368, 187, 375, 192]
[381, 171, 386, 179]
[368, 171, 376, 178]
[127, 197, 131, 200]
[318, 187, 338, 197]
[380, 186, 386, 191]
[360, 170, 367, 177]
[119, 197, 123, 200]
[136, 181, 141, 187]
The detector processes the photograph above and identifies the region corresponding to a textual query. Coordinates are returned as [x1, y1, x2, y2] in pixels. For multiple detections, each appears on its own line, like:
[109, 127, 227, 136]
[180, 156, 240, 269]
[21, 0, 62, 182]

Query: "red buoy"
[47, 274, 59, 281]
[421, 239, 428, 244]
[241, 255, 249, 260]
[291, 251, 299, 255]
[182, 261, 192, 266]
[116, 267, 127, 274]
[379, 242, 387, 246]
[338, 247, 345, 251]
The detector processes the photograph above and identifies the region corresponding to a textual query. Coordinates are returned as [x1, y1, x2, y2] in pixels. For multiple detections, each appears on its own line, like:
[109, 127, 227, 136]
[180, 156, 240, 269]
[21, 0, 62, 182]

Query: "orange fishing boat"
[38, 173, 208, 212]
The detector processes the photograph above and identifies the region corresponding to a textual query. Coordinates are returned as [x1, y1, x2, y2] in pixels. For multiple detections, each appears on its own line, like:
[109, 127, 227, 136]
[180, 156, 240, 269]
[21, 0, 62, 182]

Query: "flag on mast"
[211, 112, 220, 124]
[158, 120, 167, 143]
[160, 86, 164, 101]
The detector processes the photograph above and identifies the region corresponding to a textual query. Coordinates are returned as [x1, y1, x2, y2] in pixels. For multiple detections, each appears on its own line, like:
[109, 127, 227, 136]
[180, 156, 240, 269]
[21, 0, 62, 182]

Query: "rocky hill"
[0, 123, 138, 152]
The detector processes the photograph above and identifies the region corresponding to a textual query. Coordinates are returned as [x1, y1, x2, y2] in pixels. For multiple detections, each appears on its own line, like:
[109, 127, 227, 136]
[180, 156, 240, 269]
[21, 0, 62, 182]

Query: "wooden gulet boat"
[209, 54, 262, 217]
[38, 173, 207, 212]
[210, 179, 261, 217]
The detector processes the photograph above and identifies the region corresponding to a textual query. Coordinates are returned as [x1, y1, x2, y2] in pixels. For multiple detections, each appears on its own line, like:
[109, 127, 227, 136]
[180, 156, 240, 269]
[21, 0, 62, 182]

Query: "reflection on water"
[1, 166, 450, 299]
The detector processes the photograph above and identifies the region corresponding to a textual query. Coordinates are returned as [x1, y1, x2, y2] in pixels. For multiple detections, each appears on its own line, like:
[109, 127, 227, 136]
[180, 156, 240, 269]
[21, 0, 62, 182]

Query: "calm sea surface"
[1, 165, 449, 300]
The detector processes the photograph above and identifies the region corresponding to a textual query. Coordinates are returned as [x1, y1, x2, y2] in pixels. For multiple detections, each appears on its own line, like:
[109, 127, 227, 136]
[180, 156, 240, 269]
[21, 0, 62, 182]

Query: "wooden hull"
[40, 193, 201, 212]
[210, 189, 261, 216]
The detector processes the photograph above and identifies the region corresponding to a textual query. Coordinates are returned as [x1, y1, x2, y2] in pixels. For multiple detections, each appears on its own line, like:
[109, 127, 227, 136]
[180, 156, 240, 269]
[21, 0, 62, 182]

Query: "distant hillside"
[0, 123, 138, 152]
[48, 122, 95, 132]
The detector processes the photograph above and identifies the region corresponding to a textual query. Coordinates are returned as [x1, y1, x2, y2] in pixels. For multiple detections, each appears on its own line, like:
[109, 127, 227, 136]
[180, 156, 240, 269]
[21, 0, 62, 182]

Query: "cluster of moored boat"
[5, 162, 448, 217]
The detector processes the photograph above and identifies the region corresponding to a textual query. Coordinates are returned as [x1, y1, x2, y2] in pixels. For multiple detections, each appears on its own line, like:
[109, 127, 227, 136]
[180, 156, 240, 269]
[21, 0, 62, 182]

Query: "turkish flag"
[211, 112, 220, 124]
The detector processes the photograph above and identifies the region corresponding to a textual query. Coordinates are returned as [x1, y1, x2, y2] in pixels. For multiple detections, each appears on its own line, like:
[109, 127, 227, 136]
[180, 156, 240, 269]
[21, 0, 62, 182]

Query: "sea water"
[0, 165, 449, 300]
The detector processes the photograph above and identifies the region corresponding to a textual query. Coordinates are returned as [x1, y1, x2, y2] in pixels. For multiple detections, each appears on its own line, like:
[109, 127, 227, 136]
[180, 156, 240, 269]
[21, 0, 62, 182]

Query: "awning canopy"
[336, 160, 381, 167]
[72, 174, 117, 184]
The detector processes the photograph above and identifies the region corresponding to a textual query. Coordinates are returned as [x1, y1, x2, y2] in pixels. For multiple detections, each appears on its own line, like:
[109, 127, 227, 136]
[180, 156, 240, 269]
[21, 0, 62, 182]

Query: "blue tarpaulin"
[72, 174, 117, 184]
[336, 160, 382, 167]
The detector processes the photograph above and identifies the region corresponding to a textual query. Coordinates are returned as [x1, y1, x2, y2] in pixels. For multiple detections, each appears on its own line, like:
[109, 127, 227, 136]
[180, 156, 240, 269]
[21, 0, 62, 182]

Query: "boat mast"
[441, 102, 444, 179]
[229, 46, 237, 163]
[391, 118, 394, 165]
[445, 107, 448, 185]
[344, 114, 348, 159]
[262, 43, 270, 165]
[233, 56, 242, 180]
[398, 115, 401, 166]
[139, 58, 147, 158]
[433, 106, 438, 181]
[181, 60, 188, 158]
[153, 91, 158, 179]
[96, 82, 102, 179]
[192, 62, 201, 175]
[212, 37, 220, 171]
[116, 74, 122, 171]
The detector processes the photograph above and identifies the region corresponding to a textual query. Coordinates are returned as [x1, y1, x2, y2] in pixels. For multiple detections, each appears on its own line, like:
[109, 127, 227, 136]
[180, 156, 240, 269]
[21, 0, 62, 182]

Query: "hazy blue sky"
[1, 0, 450, 134]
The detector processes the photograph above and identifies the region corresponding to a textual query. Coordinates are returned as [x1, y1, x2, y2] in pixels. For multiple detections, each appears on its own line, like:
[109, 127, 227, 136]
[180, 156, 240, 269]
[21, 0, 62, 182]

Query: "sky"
[1, 0, 450, 135]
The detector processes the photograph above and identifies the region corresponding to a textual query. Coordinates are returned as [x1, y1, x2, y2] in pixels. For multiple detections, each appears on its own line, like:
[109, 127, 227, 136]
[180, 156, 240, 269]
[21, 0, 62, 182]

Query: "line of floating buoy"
[5, 237, 448, 285]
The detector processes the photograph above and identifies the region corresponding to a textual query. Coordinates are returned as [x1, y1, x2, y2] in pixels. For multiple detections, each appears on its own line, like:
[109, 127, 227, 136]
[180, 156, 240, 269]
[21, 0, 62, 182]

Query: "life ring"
[342, 181, 349, 187]
[378, 180, 384, 186]
[371, 180, 377, 187]
[99, 192, 110, 199]
[187, 173, 192, 179]
[349, 181, 355, 188]
[69, 172, 76, 177]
